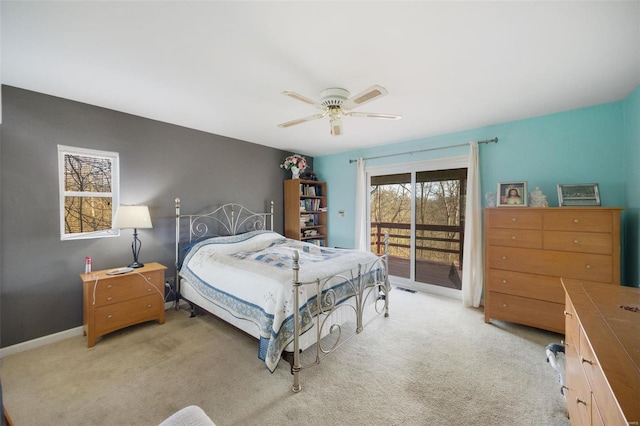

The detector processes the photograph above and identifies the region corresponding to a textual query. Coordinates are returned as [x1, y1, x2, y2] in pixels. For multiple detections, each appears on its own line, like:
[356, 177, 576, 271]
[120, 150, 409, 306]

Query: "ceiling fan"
[277, 85, 401, 136]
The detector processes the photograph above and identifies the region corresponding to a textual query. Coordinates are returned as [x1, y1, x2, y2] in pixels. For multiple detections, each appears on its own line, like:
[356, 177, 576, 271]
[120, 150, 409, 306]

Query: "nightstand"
[80, 262, 167, 347]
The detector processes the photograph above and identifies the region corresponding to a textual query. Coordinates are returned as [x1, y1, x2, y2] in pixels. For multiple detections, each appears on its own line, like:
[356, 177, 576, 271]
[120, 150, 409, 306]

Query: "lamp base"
[128, 261, 144, 269]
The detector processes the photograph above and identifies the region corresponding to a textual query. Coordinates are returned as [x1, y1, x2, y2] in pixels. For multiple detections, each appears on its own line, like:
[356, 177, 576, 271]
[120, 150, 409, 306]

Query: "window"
[58, 145, 120, 240]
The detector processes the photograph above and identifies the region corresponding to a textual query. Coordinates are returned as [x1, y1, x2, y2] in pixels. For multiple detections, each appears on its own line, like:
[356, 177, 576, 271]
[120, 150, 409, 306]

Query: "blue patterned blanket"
[179, 231, 381, 372]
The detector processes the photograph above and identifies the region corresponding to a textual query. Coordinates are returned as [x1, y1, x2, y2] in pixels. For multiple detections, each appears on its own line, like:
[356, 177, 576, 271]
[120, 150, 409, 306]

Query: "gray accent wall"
[0, 86, 292, 347]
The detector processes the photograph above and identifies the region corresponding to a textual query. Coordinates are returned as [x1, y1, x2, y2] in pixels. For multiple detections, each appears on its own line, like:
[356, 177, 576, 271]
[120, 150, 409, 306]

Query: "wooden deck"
[387, 256, 462, 290]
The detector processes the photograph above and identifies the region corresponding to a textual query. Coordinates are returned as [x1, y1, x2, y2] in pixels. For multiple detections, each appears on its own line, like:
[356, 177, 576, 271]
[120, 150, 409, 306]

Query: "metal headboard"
[174, 198, 274, 308]
[175, 198, 274, 242]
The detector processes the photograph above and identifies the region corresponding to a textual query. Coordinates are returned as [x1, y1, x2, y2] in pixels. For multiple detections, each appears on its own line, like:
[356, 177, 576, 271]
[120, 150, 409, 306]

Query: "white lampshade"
[113, 205, 153, 230]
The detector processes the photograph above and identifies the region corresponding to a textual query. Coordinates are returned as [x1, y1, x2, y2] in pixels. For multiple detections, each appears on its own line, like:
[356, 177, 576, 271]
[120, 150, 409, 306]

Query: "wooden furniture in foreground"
[3, 406, 13, 426]
[484, 207, 622, 333]
[284, 179, 328, 246]
[80, 262, 166, 347]
[562, 279, 640, 426]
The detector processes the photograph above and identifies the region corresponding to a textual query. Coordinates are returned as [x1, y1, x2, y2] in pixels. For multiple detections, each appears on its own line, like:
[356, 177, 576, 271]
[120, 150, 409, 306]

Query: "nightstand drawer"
[81, 262, 167, 347]
[93, 271, 163, 307]
[94, 295, 162, 334]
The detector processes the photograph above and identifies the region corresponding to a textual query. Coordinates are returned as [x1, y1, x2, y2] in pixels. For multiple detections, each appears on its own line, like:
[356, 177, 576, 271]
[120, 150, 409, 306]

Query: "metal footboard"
[291, 236, 390, 392]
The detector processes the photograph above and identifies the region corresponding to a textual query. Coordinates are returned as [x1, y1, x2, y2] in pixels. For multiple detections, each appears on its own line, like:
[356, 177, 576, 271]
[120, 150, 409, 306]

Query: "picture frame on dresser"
[497, 181, 527, 206]
[557, 183, 601, 206]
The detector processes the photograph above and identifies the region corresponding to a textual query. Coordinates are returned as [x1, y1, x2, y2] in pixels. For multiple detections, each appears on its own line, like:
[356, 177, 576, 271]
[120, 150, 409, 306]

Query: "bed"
[174, 198, 390, 392]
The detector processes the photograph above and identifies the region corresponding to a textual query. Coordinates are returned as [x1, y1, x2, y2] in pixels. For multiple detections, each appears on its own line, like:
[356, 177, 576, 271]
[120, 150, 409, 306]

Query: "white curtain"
[354, 158, 367, 251]
[461, 142, 484, 307]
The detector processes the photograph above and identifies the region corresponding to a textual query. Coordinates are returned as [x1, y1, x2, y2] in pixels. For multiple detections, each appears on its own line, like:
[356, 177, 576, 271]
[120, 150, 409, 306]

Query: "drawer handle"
[147, 304, 152, 308]
[576, 398, 587, 406]
[501, 279, 508, 284]
[502, 303, 508, 308]
[563, 310, 573, 317]
[573, 219, 579, 224]
[107, 297, 112, 302]
[511, 217, 517, 222]
[107, 314, 113, 319]
[107, 284, 113, 289]
[573, 240, 579, 244]
[511, 236, 516, 240]
[580, 356, 593, 365]
[502, 256, 508, 260]
[147, 288, 152, 293]
[585, 264, 592, 269]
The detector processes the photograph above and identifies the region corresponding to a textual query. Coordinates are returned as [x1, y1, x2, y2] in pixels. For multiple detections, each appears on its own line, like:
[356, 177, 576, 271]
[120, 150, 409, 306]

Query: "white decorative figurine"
[529, 187, 548, 207]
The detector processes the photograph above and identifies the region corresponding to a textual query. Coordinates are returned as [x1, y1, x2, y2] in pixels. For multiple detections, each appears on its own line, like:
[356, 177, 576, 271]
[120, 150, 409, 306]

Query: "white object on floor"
[158, 405, 216, 426]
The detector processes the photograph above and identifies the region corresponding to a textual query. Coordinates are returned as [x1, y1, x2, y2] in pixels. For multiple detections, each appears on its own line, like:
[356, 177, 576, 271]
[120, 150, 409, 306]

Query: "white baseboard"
[0, 326, 85, 359]
[1, 303, 186, 359]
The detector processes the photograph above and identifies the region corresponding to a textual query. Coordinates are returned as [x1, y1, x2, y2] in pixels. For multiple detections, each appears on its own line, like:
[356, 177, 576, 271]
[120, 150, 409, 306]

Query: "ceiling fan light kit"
[278, 84, 401, 136]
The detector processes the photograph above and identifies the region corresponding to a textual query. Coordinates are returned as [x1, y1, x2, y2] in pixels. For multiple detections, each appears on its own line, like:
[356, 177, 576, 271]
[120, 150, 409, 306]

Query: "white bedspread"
[179, 231, 381, 372]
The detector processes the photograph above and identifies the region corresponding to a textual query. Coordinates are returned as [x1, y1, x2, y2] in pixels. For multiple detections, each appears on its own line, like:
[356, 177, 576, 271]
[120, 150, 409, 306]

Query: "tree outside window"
[58, 145, 120, 240]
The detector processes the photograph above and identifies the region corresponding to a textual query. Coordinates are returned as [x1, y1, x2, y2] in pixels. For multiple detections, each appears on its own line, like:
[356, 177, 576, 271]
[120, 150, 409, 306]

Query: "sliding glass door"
[414, 169, 466, 289]
[368, 158, 467, 291]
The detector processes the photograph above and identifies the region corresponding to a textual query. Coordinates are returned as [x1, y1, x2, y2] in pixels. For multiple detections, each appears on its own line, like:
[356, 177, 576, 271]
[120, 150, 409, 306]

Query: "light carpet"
[0, 288, 569, 425]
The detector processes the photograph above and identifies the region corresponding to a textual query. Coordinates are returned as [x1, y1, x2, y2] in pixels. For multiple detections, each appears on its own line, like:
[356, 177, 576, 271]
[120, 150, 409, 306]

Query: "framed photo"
[557, 183, 601, 206]
[497, 182, 528, 207]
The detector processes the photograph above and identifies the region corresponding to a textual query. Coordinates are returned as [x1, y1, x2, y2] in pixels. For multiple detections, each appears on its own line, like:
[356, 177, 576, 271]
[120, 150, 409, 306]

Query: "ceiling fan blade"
[278, 113, 326, 128]
[282, 91, 325, 110]
[346, 111, 402, 120]
[341, 85, 388, 111]
[330, 118, 343, 136]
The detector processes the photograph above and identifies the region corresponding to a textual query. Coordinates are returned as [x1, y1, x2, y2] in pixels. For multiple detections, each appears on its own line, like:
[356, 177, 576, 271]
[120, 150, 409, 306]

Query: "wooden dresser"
[484, 207, 622, 333]
[562, 279, 640, 426]
[80, 262, 166, 347]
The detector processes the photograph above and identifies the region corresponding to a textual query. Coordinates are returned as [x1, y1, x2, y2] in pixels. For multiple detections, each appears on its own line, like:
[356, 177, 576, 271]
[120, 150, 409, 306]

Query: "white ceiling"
[2, 1, 639, 157]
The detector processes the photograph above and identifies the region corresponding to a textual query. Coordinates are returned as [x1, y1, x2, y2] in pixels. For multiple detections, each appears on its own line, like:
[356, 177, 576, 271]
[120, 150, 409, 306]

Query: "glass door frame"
[365, 154, 468, 299]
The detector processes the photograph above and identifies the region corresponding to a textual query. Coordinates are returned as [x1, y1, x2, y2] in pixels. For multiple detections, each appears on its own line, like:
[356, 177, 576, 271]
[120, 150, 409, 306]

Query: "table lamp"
[113, 205, 153, 268]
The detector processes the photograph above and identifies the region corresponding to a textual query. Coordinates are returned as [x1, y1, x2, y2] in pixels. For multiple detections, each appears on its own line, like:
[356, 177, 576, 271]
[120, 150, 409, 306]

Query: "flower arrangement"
[280, 154, 307, 172]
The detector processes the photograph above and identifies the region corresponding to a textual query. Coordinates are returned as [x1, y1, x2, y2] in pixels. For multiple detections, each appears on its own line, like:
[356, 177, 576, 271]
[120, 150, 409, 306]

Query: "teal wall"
[315, 90, 639, 285]
[623, 86, 640, 286]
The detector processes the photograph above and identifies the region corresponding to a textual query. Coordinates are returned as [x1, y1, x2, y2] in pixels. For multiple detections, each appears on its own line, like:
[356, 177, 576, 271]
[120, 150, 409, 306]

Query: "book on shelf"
[299, 213, 318, 226]
[299, 184, 322, 197]
[302, 198, 322, 212]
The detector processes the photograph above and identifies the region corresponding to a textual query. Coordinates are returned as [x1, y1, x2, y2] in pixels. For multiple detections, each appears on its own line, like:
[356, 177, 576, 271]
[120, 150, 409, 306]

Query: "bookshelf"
[284, 179, 327, 246]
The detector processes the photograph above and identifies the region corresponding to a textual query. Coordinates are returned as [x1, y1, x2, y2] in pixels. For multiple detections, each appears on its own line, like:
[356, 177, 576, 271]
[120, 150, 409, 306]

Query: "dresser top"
[562, 279, 640, 421]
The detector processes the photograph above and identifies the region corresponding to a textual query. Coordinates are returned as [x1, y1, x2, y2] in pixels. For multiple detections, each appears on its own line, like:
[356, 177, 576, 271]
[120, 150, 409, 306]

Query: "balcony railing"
[370, 221, 464, 268]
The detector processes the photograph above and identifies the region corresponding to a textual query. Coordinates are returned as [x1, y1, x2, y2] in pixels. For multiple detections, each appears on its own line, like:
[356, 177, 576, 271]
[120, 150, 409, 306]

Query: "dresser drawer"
[487, 292, 564, 332]
[544, 231, 612, 255]
[485, 209, 542, 230]
[487, 229, 542, 249]
[563, 294, 580, 352]
[93, 271, 164, 307]
[486, 269, 563, 303]
[565, 341, 592, 425]
[543, 210, 613, 233]
[94, 294, 162, 334]
[579, 330, 629, 426]
[488, 247, 613, 283]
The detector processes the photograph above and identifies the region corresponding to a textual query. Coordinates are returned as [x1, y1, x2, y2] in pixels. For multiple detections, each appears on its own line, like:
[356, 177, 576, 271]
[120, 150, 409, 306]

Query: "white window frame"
[58, 145, 120, 240]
